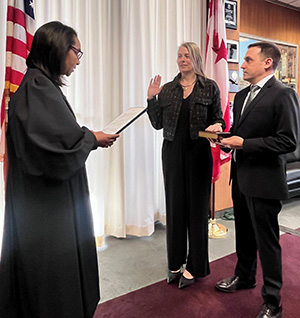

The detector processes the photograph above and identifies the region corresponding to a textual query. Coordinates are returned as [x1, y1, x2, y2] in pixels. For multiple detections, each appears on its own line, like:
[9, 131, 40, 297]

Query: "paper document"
[103, 107, 147, 134]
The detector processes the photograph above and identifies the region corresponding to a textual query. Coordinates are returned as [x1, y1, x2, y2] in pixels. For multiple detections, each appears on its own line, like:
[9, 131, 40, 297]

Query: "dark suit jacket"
[232, 76, 300, 200]
[147, 73, 225, 141]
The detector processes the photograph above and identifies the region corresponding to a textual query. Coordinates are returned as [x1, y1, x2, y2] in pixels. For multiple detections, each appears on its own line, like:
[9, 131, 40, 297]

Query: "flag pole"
[208, 182, 228, 238]
[4, 89, 10, 187]
[206, 0, 231, 238]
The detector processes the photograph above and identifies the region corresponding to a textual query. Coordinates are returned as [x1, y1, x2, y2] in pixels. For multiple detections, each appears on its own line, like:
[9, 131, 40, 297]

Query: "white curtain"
[0, 0, 207, 246]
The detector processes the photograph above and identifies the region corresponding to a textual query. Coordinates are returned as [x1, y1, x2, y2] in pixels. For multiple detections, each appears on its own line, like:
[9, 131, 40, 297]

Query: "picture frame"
[239, 34, 298, 91]
[229, 70, 239, 93]
[224, 0, 237, 30]
[227, 39, 239, 63]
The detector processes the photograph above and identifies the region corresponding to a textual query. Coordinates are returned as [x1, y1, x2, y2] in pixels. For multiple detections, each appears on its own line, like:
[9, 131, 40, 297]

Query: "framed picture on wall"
[225, 0, 237, 30]
[239, 34, 298, 90]
[229, 70, 239, 92]
[227, 40, 239, 63]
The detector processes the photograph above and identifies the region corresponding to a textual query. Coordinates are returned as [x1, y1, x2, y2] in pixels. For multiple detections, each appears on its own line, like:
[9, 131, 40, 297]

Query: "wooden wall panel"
[240, 0, 300, 94]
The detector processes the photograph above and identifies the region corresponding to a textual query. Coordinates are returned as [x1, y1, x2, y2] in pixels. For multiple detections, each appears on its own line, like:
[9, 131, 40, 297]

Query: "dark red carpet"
[95, 233, 300, 318]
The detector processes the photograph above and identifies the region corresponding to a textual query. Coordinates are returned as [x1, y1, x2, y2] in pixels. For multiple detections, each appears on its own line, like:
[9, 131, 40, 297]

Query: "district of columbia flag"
[0, 0, 35, 183]
[205, 0, 231, 183]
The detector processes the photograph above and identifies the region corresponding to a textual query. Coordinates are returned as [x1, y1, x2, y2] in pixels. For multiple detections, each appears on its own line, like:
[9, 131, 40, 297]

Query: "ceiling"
[265, 0, 300, 10]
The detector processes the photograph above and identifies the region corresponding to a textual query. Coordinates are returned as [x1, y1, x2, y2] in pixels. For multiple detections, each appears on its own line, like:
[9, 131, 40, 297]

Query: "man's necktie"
[241, 84, 260, 115]
[233, 84, 260, 161]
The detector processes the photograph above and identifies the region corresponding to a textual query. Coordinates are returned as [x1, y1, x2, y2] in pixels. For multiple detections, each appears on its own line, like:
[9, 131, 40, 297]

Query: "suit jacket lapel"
[237, 76, 276, 127]
[235, 88, 249, 128]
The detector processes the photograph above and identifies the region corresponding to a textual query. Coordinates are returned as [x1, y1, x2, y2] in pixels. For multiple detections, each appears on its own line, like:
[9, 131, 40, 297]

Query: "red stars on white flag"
[205, 0, 231, 183]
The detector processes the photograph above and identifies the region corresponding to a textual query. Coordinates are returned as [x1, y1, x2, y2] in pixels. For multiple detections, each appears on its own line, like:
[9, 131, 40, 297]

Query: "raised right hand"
[147, 75, 163, 100]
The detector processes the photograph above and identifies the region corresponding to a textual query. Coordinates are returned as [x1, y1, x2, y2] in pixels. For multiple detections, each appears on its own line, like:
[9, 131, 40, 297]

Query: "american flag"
[0, 0, 35, 179]
[205, 0, 231, 183]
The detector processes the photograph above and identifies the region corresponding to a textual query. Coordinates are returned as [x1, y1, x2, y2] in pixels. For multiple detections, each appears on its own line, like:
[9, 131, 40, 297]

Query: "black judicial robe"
[0, 68, 100, 318]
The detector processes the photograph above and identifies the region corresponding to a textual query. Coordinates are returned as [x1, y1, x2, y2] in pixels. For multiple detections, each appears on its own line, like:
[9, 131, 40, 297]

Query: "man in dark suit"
[215, 41, 300, 318]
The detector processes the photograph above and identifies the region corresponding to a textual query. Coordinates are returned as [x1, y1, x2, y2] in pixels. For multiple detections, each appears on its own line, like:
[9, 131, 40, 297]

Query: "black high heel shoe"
[167, 269, 182, 284]
[178, 274, 195, 289]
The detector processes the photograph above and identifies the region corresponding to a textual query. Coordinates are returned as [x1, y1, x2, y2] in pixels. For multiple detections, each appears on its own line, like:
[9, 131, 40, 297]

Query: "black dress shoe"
[215, 275, 256, 293]
[167, 269, 182, 284]
[178, 275, 195, 289]
[256, 304, 282, 318]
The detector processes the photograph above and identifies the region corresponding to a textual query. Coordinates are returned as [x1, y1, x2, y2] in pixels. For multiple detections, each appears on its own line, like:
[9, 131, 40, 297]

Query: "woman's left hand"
[205, 123, 223, 133]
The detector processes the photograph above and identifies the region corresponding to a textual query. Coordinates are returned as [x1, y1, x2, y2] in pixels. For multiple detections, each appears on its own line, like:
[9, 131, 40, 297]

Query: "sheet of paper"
[103, 107, 147, 134]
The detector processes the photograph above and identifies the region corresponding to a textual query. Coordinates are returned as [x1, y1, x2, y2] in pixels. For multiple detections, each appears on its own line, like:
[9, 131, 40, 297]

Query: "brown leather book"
[198, 131, 231, 139]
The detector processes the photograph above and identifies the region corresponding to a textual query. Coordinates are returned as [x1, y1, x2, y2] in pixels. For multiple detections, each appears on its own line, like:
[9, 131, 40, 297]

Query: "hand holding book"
[199, 121, 230, 139]
[199, 130, 232, 148]
[199, 121, 232, 148]
[219, 135, 244, 149]
[198, 131, 231, 140]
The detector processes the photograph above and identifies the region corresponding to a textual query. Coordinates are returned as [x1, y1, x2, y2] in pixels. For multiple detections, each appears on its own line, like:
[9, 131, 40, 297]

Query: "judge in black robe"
[0, 21, 118, 318]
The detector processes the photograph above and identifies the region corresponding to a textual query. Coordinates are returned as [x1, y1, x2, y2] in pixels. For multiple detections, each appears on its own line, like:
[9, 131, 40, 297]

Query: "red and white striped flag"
[0, 0, 35, 180]
[205, 0, 231, 183]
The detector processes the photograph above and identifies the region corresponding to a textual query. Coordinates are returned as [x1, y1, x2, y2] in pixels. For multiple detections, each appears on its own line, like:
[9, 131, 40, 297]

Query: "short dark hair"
[26, 21, 77, 86]
[248, 41, 281, 71]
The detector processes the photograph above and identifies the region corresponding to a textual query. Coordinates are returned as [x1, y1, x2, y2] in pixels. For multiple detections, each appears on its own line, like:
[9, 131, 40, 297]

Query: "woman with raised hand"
[147, 42, 225, 289]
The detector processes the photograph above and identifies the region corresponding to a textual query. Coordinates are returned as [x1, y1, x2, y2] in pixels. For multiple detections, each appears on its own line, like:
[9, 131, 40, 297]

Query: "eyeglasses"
[70, 45, 83, 60]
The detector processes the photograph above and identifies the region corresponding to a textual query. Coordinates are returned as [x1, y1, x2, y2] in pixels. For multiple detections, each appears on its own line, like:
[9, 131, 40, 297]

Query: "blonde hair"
[179, 42, 206, 77]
